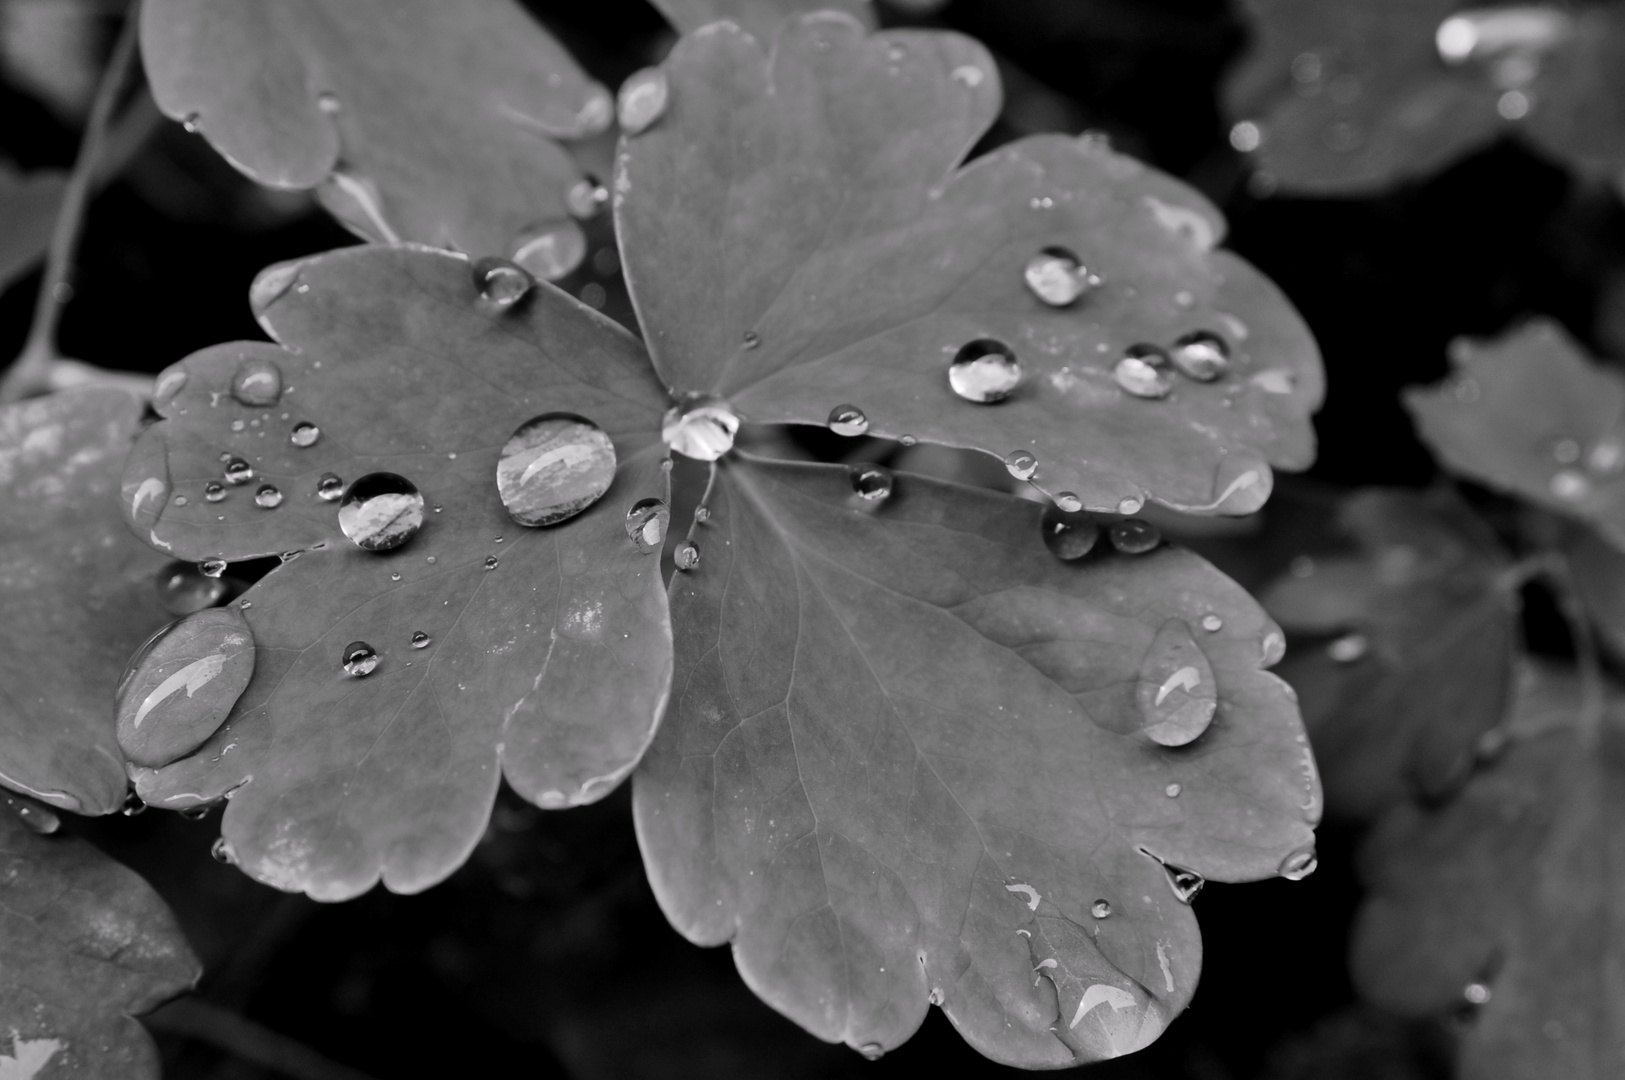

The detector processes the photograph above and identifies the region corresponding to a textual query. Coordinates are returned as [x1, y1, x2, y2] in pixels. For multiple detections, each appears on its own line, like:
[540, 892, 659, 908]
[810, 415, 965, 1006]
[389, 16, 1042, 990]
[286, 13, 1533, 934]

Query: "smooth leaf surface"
[141, 0, 611, 267]
[1352, 666, 1625, 1080]
[123, 246, 674, 899]
[0, 164, 64, 293]
[0, 808, 200, 1079]
[0, 390, 171, 814]
[1407, 320, 1625, 549]
[634, 457, 1319, 1067]
[617, 15, 1323, 516]
[1262, 488, 1517, 820]
[649, 0, 872, 41]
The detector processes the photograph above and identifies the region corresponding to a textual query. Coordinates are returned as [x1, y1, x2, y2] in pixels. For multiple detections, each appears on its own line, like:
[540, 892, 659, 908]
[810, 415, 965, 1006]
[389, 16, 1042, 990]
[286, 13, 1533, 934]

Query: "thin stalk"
[1544, 552, 1605, 745]
[145, 998, 379, 1080]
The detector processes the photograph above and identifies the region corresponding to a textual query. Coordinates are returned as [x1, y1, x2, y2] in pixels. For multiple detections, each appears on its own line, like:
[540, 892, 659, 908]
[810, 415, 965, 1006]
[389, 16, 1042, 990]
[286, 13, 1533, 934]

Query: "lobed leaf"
[122, 246, 674, 899]
[0, 807, 200, 1079]
[0, 390, 172, 814]
[616, 14, 1323, 517]
[141, 0, 612, 271]
[0, 164, 65, 294]
[649, 0, 873, 42]
[634, 457, 1318, 1067]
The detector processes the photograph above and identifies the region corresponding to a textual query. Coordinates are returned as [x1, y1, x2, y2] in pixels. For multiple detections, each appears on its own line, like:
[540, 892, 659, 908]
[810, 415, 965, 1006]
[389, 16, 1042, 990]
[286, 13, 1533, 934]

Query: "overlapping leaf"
[1352, 666, 1625, 1080]
[1405, 320, 1625, 550]
[0, 389, 172, 814]
[0, 808, 200, 1079]
[616, 14, 1323, 516]
[649, 0, 872, 41]
[634, 457, 1319, 1067]
[1261, 488, 1518, 820]
[0, 164, 64, 293]
[141, 0, 611, 272]
[1227, 0, 1625, 195]
[121, 246, 673, 899]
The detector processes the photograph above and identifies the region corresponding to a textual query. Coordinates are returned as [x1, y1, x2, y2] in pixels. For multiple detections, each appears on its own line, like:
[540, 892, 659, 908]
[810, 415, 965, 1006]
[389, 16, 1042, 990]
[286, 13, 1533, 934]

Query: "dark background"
[3, 0, 1610, 1076]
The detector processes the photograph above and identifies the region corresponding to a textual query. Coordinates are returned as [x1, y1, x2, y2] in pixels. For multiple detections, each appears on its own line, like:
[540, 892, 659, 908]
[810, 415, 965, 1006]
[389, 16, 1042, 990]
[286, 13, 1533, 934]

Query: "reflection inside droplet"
[948, 339, 1021, 403]
[497, 413, 617, 527]
[338, 473, 425, 551]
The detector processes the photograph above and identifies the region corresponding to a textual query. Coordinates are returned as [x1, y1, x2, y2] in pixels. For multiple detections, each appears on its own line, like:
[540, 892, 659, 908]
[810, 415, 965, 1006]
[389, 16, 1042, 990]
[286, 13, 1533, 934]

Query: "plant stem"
[1544, 551, 1605, 745]
[0, 3, 143, 403]
[145, 998, 380, 1080]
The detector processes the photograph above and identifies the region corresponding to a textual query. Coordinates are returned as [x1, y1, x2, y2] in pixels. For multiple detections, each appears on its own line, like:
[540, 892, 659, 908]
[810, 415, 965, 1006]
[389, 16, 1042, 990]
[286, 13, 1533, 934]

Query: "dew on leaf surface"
[496, 413, 617, 527]
[1136, 618, 1217, 747]
[223, 457, 254, 485]
[342, 641, 379, 677]
[1109, 518, 1161, 554]
[662, 397, 739, 461]
[618, 67, 669, 134]
[1022, 246, 1101, 307]
[948, 339, 1021, 403]
[859, 1044, 884, 1062]
[1165, 782, 1182, 798]
[1279, 846, 1318, 880]
[484, 556, 499, 570]
[203, 482, 227, 503]
[693, 505, 711, 523]
[742, 330, 760, 348]
[254, 485, 283, 509]
[625, 498, 670, 553]
[1091, 899, 1112, 919]
[198, 559, 227, 579]
[411, 631, 431, 649]
[471, 256, 534, 310]
[1162, 862, 1205, 904]
[827, 404, 868, 437]
[231, 359, 282, 406]
[290, 422, 320, 448]
[1169, 330, 1230, 381]
[1117, 495, 1144, 515]
[674, 540, 700, 571]
[566, 174, 609, 219]
[1327, 632, 1368, 663]
[849, 464, 893, 501]
[1004, 449, 1037, 481]
[512, 220, 586, 281]
[1200, 614, 1223, 632]
[156, 562, 227, 616]
[316, 473, 345, 501]
[338, 473, 425, 552]
[1115, 344, 1175, 398]
[1040, 504, 1099, 560]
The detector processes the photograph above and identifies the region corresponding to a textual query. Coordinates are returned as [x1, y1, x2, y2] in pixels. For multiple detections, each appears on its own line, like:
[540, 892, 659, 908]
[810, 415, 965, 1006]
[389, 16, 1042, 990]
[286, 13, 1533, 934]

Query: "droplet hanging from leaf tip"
[210, 838, 237, 865]
[948, 339, 1020, 403]
[156, 561, 227, 616]
[1164, 864, 1205, 903]
[339, 473, 425, 552]
[1109, 519, 1160, 555]
[828, 404, 868, 437]
[626, 498, 669, 553]
[849, 464, 893, 502]
[675, 540, 700, 571]
[662, 398, 739, 461]
[1279, 847, 1317, 880]
[1115, 345, 1174, 399]
[618, 67, 669, 134]
[199, 559, 227, 579]
[179, 804, 212, 821]
[255, 485, 282, 509]
[497, 414, 617, 527]
[231, 359, 283, 406]
[1169, 331, 1230, 381]
[1041, 504, 1099, 560]
[342, 641, 378, 677]
[1023, 246, 1100, 307]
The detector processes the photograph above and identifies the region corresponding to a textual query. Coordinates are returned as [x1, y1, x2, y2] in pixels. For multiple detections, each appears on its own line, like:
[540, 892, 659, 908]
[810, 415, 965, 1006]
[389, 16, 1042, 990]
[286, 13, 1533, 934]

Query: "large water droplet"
[828, 404, 869, 437]
[231, 359, 282, 406]
[1114, 345, 1174, 398]
[1136, 618, 1217, 746]
[1023, 246, 1101, 307]
[290, 422, 319, 448]
[1005, 450, 1037, 482]
[1109, 518, 1161, 554]
[566, 174, 609, 219]
[156, 562, 228, 616]
[411, 631, 431, 649]
[471, 256, 534, 309]
[204, 482, 227, 503]
[342, 641, 379, 676]
[338, 473, 425, 552]
[618, 67, 669, 134]
[496, 414, 617, 527]
[224, 457, 254, 486]
[316, 473, 345, 501]
[1090, 899, 1112, 919]
[674, 540, 700, 571]
[1327, 632, 1368, 663]
[626, 498, 670, 553]
[948, 339, 1021, 403]
[199, 559, 227, 579]
[1279, 846, 1317, 880]
[1163, 862, 1205, 904]
[1169, 331, 1230, 381]
[116, 607, 256, 768]
[662, 397, 739, 461]
[1041, 504, 1099, 560]
[849, 464, 894, 501]
[255, 485, 283, 509]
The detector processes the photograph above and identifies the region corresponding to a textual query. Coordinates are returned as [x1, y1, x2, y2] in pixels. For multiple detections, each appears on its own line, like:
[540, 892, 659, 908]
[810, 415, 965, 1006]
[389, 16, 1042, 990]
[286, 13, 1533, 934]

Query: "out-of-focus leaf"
[0, 807, 200, 1079]
[1352, 665, 1625, 1080]
[140, 0, 612, 271]
[617, 14, 1322, 516]
[1262, 488, 1518, 820]
[1227, 0, 1625, 195]
[0, 389, 171, 814]
[1406, 320, 1625, 550]
[122, 246, 673, 899]
[649, 0, 872, 41]
[1566, 524, 1625, 662]
[634, 457, 1318, 1067]
[0, 164, 65, 293]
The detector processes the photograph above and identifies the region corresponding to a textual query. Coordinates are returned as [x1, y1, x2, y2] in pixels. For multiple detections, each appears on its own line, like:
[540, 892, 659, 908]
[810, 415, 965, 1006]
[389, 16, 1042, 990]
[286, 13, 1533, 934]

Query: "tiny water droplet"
[1327, 632, 1367, 663]
[154, 368, 187, 404]
[173, 495, 189, 507]
[156, 562, 228, 615]
[1054, 492, 1082, 513]
[342, 641, 379, 677]
[1005, 450, 1037, 481]
[849, 464, 893, 501]
[1091, 899, 1112, 919]
[512, 221, 586, 281]
[1588, 436, 1624, 475]
[472, 256, 534, 309]
[211, 838, 237, 865]
[1169, 331, 1230, 381]
[1551, 469, 1590, 501]
[1163, 862, 1205, 904]
[1279, 846, 1317, 880]
[231, 359, 283, 406]
[1117, 495, 1143, 515]
[828, 404, 869, 437]
[199, 559, 227, 578]
[179, 804, 212, 821]
[484, 555, 499, 570]
[1261, 631, 1286, 665]
[928, 988, 944, 1006]
[316, 473, 345, 501]
[497, 413, 617, 527]
[675, 540, 700, 571]
[1115, 344, 1175, 398]
[1230, 120, 1262, 152]
[618, 67, 670, 134]
[1023, 246, 1101, 307]
[742, 330, 760, 348]
[1464, 982, 1492, 1005]
[121, 791, 147, 817]
[1165, 782, 1182, 798]
[951, 64, 984, 87]
[662, 397, 739, 461]
[694, 505, 711, 523]
[899, 434, 917, 447]
[1041, 504, 1099, 560]
[255, 485, 283, 509]
[565, 174, 609, 219]
[316, 91, 340, 114]
[1109, 518, 1161, 554]
[426, 556, 437, 564]
[223, 457, 254, 485]
[411, 631, 431, 649]
[1551, 436, 1582, 464]
[203, 482, 227, 503]
[290, 422, 320, 447]
[339, 473, 425, 552]
[182, 112, 201, 133]
[1200, 614, 1223, 632]
[948, 339, 1021, 403]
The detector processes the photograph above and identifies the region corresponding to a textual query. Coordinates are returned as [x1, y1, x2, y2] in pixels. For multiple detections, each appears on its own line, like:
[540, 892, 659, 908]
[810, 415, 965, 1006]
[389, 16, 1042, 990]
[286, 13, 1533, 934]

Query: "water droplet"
[951, 64, 984, 87]
[290, 422, 320, 448]
[182, 112, 200, 134]
[223, 457, 254, 485]
[1136, 618, 1217, 746]
[255, 485, 283, 509]
[154, 367, 187, 405]
[1464, 982, 1492, 1005]
[231, 359, 283, 406]
[121, 791, 147, 817]
[484, 555, 499, 571]
[1261, 631, 1286, 665]
[342, 641, 379, 677]
[1327, 632, 1368, 663]
[211, 837, 237, 865]
[389, 572, 401, 582]
[471, 256, 534, 310]
[565, 174, 609, 219]
[116, 607, 257, 767]
[618, 67, 669, 134]
[199, 559, 227, 578]
[1162, 862, 1205, 904]
[199, 482, 225, 505]
[828, 404, 869, 437]
[1115, 344, 1175, 398]
[1200, 614, 1223, 632]
[1041, 504, 1099, 560]
[1169, 331, 1230, 381]
[1229, 120, 1262, 152]
[1279, 846, 1317, 880]
[1117, 495, 1144, 515]
[849, 464, 893, 501]
[179, 804, 212, 821]
[859, 1043, 884, 1061]
[1109, 518, 1161, 554]
[1589, 437, 1624, 475]
[1091, 899, 1112, 919]
[742, 330, 760, 349]
[694, 505, 711, 523]
[156, 562, 228, 616]
[497, 414, 617, 527]
[1551, 469, 1590, 501]
[1165, 782, 1182, 798]
[338, 473, 425, 552]
[1023, 246, 1100, 307]
[662, 397, 739, 461]
[512, 220, 586, 281]
[675, 540, 701, 571]
[316, 473, 345, 501]
[411, 631, 431, 649]
[1005, 450, 1038, 482]
[899, 434, 917, 447]
[948, 339, 1021, 403]
[928, 988, 944, 1006]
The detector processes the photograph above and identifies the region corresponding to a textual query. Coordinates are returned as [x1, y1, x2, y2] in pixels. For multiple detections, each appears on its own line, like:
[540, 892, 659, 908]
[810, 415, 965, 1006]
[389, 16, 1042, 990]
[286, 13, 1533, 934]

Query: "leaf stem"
[688, 459, 720, 541]
[145, 997, 380, 1080]
[1542, 551, 1605, 745]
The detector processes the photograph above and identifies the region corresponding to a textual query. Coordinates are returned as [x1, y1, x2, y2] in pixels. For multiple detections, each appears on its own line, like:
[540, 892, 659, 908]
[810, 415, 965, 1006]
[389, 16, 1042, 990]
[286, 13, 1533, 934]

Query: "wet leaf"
[0, 806, 200, 1079]
[1227, 0, 1625, 195]
[649, 0, 873, 41]
[616, 14, 1322, 516]
[1352, 665, 1625, 1080]
[123, 246, 673, 899]
[1262, 488, 1518, 820]
[141, 0, 611, 270]
[0, 164, 64, 293]
[1406, 320, 1625, 550]
[0, 390, 172, 814]
[634, 457, 1318, 1067]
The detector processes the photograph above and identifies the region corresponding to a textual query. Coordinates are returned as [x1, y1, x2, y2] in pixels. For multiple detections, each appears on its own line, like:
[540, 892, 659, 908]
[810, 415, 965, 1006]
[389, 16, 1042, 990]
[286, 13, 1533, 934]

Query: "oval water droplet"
[339, 473, 425, 552]
[948, 339, 1021, 403]
[512, 220, 586, 281]
[1169, 331, 1230, 381]
[674, 540, 700, 571]
[411, 631, 431, 649]
[316, 473, 345, 501]
[255, 485, 283, 509]
[1041, 504, 1100, 560]
[828, 404, 869, 437]
[199, 559, 227, 579]
[342, 641, 379, 677]
[928, 988, 944, 1007]
[1464, 982, 1492, 1006]
[849, 464, 894, 501]
[1136, 618, 1216, 747]
[116, 607, 256, 768]
[1200, 614, 1223, 632]
[1163, 862, 1205, 904]
[289, 422, 319, 448]
[471, 256, 534, 310]
[178, 804, 213, 821]
[1090, 899, 1112, 919]
[1261, 630, 1286, 665]
[1054, 492, 1082, 513]
[566, 174, 610, 219]
[1551, 468, 1590, 501]
[497, 413, 617, 527]
[1023, 246, 1101, 307]
[693, 505, 711, 523]
[626, 498, 670, 553]
[1114, 344, 1175, 398]
[1165, 782, 1182, 798]
[223, 457, 254, 486]
[1004, 450, 1037, 482]
[742, 330, 760, 349]
[200, 482, 227, 504]
[231, 359, 283, 406]
[1279, 846, 1317, 880]
[156, 562, 228, 616]
[211, 838, 237, 865]
[662, 397, 739, 461]
[484, 555, 499, 571]
[618, 67, 670, 134]
[859, 1043, 884, 1062]
[1109, 518, 1161, 554]
[1327, 632, 1368, 663]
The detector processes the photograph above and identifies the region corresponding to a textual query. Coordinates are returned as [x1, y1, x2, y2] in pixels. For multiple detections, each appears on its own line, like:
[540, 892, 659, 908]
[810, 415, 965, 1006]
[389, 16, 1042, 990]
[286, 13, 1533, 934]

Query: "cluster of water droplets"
[1113, 330, 1233, 400]
[1546, 430, 1624, 504]
[1436, 5, 1572, 121]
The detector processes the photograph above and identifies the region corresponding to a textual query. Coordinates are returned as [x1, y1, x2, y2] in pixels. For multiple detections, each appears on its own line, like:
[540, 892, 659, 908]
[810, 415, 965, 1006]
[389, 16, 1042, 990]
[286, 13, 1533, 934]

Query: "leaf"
[0, 164, 64, 294]
[0, 389, 173, 814]
[140, 0, 612, 272]
[649, 0, 873, 42]
[1261, 488, 1518, 820]
[1351, 665, 1625, 1080]
[123, 246, 674, 899]
[633, 457, 1318, 1067]
[615, 14, 1323, 517]
[0, 806, 200, 1079]
[1405, 319, 1625, 549]
[1226, 0, 1625, 195]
